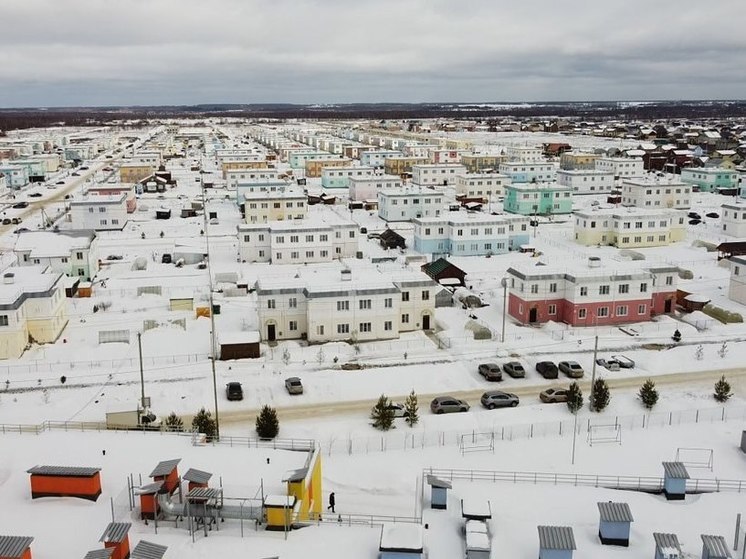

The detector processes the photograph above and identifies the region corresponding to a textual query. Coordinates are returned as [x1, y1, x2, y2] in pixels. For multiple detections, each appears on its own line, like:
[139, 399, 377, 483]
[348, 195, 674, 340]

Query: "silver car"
[558, 361, 584, 378]
[430, 396, 470, 414]
[480, 391, 519, 409]
[284, 377, 303, 394]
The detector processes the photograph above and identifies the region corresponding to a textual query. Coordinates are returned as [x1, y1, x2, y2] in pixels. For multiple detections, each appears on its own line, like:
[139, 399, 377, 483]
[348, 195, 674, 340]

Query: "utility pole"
[201, 173, 220, 439]
[500, 277, 508, 343]
[137, 332, 146, 408]
[589, 335, 599, 411]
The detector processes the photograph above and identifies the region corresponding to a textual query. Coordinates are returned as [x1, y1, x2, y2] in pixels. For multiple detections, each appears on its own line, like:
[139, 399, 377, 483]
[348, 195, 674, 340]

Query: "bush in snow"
[192, 407, 217, 441]
[164, 412, 184, 432]
[714, 375, 733, 403]
[638, 379, 659, 410]
[370, 394, 395, 431]
[255, 405, 279, 439]
[566, 382, 583, 414]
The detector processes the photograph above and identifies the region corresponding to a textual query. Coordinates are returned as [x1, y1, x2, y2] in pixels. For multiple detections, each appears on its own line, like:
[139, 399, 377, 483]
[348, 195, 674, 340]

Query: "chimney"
[341, 269, 352, 281]
[588, 257, 601, 269]
[3, 272, 15, 284]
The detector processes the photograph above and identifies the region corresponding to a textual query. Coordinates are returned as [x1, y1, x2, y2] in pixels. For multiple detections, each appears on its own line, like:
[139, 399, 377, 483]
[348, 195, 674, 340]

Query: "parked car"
[2, 218, 11, 225]
[689, 219, 701, 225]
[12, 202, 29, 209]
[536, 361, 559, 379]
[284, 377, 303, 395]
[28, 192, 43, 198]
[502, 361, 526, 378]
[71, 172, 80, 176]
[688, 212, 701, 220]
[225, 382, 243, 401]
[558, 361, 584, 378]
[706, 212, 720, 219]
[430, 396, 469, 414]
[480, 390, 519, 409]
[540, 387, 570, 403]
[372, 402, 408, 418]
[478, 363, 502, 382]
[11, 218, 21, 224]
[79, 166, 89, 170]
[14, 228, 29, 234]
[56, 180, 65, 185]
[596, 358, 621, 371]
[611, 355, 635, 368]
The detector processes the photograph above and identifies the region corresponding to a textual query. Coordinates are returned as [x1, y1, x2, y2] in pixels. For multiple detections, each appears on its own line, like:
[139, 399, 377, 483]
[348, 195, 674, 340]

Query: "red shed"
[182, 468, 212, 492]
[149, 459, 181, 495]
[83, 549, 114, 559]
[0, 536, 34, 559]
[136, 481, 163, 520]
[27, 465, 102, 501]
[99, 523, 131, 559]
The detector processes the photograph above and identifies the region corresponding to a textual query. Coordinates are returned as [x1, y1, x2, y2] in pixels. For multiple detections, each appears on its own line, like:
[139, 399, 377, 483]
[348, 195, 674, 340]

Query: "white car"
[373, 402, 408, 418]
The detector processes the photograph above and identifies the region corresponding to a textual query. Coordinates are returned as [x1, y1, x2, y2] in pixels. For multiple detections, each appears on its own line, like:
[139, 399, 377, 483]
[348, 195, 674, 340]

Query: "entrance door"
[664, 299, 672, 313]
[423, 314, 431, 330]
[267, 324, 276, 341]
[529, 308, 538, 323]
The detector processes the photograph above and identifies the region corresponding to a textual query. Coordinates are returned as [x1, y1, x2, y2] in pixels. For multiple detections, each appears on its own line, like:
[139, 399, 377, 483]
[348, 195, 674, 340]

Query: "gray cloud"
[1, 0, 745, 106]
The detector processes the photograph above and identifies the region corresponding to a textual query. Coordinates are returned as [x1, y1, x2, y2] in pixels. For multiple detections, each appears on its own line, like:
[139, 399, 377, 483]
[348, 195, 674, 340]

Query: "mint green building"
[504, 183, 573, 216]
[680, 167, 738, 193]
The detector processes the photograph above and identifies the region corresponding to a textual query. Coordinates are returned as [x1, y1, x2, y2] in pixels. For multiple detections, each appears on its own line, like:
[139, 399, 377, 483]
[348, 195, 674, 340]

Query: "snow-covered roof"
[219, 331, 260, 345]
[465, 530, 490, 551]
[0, 266, 63, 307]
[264, 495, 295, 507]
[14, 230, 95, 257]
[461, 498, 492, 519]
[379, 524, 423, 552]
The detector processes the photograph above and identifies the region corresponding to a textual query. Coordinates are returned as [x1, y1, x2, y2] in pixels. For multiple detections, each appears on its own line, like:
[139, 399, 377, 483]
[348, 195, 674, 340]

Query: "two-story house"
[411, 164, 467, 187]
[413, 214, 530, 256]
[455, 173, 511, 200]
[594, 157, 645, 179]
[13, 230, 98, 279]
[680, 167, 739, 193]
[621, 176, 691, 209]
[70, 193, 128, 231]
[320, 166, 376, 189]
[498, 161, 556, 183]
[378, 188, 443, 222]
[573, 208, 686, 248]
[504, 183, 574, 216]
[242, 190, 307, 224]
[556, 170, 615, 194]
[348, 175, 403, 201]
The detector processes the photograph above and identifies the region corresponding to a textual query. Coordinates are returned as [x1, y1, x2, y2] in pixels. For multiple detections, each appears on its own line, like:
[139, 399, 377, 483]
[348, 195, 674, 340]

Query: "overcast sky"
[1, 0, 745, 108]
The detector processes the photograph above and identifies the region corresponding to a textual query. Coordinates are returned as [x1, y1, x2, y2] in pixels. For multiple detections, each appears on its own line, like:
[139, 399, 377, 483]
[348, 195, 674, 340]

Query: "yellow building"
[222, 160, 272, 179]
[304, 158, 351, 178]
[120, 163, 155, 184]
[574, 209, 687, 248]
[460, 154, 507, 172]
[265, 445, 322, 531]
[560, 152, 600, 170]
[384, 157, 429, 176]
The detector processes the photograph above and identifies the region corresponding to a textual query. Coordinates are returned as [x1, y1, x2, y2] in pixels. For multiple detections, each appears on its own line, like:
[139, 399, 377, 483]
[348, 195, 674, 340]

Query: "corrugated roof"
[83, 549, 114, 559]
[149, 459, 181, 477]
[187, 487, 222, 501]
[538, 526, 576, 550]
[653, 532, 681, 552]
[702, 535, 732, 558]
[27, 465, 101, 477]
[0, 536, 34, 558]
[597, 502, 634, 523]
[426, 474, 452, 489]
[131, 540, 168, 559]
[182, 468, 212, 484]
[662, 461, 690, 479]
[135, 481, 163, 495]
[99, 522, 131, 543]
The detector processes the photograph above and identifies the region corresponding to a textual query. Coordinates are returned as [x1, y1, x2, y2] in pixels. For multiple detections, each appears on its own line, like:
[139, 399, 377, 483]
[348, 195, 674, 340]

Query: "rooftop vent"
[588, 257, 601, 269]
[3, 272, 15, 284]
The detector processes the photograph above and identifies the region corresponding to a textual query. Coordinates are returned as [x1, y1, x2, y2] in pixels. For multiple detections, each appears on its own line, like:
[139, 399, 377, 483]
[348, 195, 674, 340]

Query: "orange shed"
[99, 523, 131, 559]
[149, 459, 181, 495]
[27, 465, 102, 501]
[0, 536, 34, 559]
[182, 468, 212, 492]
[136, 481, 163, 520]
[83, 549, 114, 559]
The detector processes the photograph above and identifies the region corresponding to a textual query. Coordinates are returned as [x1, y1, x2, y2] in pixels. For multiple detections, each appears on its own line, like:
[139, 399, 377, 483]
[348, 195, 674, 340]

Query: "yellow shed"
[264, 495, 296, 531]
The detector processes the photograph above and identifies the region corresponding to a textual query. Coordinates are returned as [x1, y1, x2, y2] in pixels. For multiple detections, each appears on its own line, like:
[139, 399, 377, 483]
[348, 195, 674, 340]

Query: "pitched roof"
[701, 535, 732, 558]
[0, 536, 34, 558]
[421, 257, 464, 278]
[99, 522, 131, 543]
[27, 465, 101, 477]
[131, 540, 168, 559]
[379, 228, 404, 241]
[83, 549, 115, 559]
[654, 532, 681, 552]
[662, 461, 690, 479]
[426, 474, 452, 489]
[182, 468, 212, 485]
[149, 459, 181, 477]
[538, 526, 576, 550]
[597, 502, 633, 522]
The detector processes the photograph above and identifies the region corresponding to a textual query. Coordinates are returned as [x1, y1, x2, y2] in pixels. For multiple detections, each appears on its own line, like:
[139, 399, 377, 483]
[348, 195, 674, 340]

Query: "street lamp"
[500, 277, 508, 343]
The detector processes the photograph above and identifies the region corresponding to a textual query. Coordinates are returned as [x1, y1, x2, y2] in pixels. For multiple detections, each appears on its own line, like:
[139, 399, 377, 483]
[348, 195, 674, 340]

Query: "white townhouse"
[13, 230, 98, 280]
[225, 168, 280, 188]
[131, 150, 162, 167]
[429, 149, 462, 164]
[556, 170, 615, 194]
[320, 166, 376, 189]
[594, 157, 645, 179]
[255, 268, 437, 342]
[348, 175, 403, 201]
[237, 218, 357, 264]
[498, 161, 556, 183]
[70, 193, 128, 231]
[413, 213, 530, 256]
[242, 190, 307, 224]
[0, 266, 68, 359]
[505, 146, 544, 163]
[573, 207, 687, 248]
[455, 173, 511, 199]
[359, 150, 403, 168]
[620, 176, 692, 210]
[411, 164, 467, 187]
[378, 188, 444, 222]
[721, 202, 746, 237]
[729, 256, 746, 305]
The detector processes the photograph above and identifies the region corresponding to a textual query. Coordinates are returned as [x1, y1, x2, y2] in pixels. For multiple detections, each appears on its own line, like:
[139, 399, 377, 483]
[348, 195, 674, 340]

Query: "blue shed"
[701, 535, 732, 559]
[379, 523, 424, 559]
[598, 501, 633, 546]
[426, 475, 451, 510]
[538, 525, 576, 559]
[662, 462, 689, 500]
[653, 532, 681, 559]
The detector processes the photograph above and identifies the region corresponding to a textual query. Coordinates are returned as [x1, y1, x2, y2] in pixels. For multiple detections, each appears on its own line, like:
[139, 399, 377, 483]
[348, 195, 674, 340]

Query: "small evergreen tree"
[164, 412, 184, 432]
[404, 390, 419, 428]
[714, 375, 733, 403]
[255, 405, 280, 439]
[370, 394, 395, 431]
[591, 378, 611, 412]
[638, 379, 659, 410]
[566, 382, 583, 414]
[191, 407, 217, 441]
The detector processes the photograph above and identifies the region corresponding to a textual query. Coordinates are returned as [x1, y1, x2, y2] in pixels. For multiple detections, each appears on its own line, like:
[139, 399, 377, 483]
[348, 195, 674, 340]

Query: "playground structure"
[586, 424, 622, 447]
[458, 433, 495, 455]
[675, 447, 714, 472]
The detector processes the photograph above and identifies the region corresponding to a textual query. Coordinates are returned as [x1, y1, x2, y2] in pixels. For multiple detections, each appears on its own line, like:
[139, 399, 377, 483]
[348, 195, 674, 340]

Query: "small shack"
[155, 209, 171, 220]
[379, 524, 424, 559]
[183, 468, 212, 492]
[0, 536, 34, 559]
[426, 474, 451, 509]
[379, 228, 406, 250]
[27, 465, 102, 501]
[653, 532, 681, 559]
[538, 526, 576, 559]
[131, 541, 167, 559]
[169, 293, 194, 311]
[662, 461, 689, 500]
[149, 459, 181, 495]
[78, 282, 93, 298]
[682, 293, 711, 313]
[83, 550, 113, 559]
[219, 331, 260, 360]
[421, 258, 466, 287]
[597, 501, 633, 546]
[434, 287, 454, 308]
[99, 523, 131, 559]
[461, 498, 492, 521]
[701, 535, 732, 559]
[63, 276, 81, 297]
[264, 495, 296, 531]
[136, 481, 163, 520]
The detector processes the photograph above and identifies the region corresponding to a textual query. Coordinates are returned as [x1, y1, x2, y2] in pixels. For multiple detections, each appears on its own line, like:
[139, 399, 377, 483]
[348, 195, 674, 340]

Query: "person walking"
[327, 491, 336, 513]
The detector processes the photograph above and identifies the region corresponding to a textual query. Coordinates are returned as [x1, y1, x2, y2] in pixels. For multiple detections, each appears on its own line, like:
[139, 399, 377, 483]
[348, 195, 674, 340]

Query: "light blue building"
[681, 167, 739, 193]
[597, 502, 633, 546]
[499, 161, 556, 183]
[653, 533, 681, 559]
[413, 214, 530, 256]
[662, 461, 688, 500]
[0, 164, 30, 189]
[504, 183, 573, 216]
[288, 151, 337, 169]
[12, 159, 46, 181]
[360, 150, 403, 168]
[701, 535, 731, 559]
[538, 526, 575, 559]
[320, 166, 376, 189]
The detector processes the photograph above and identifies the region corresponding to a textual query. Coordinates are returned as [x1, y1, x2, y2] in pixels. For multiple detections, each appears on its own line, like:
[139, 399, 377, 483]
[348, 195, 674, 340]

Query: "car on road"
[502, 361, 526, 378]
[596, 358, 621, 371]
[477, 363, 502, 382]
[480, 390, 519, 409]
[688, 212, 701, 220]
[558, 361, 584, 378]
[80, 166, 89, 170]
[14, 227, 29, 234]
[2, 218, 11, 225]
[706, 212, 720, 219]
[71, 172, 80, 176]
[430, 396, 470, 414]
[284, 377, 303, 395]
[12, 202, 29, 209]
[611, 355, 635, 368]
[540, 387, 570, 403]
[56, 180, 65, 185]
[28, 192, 43, 198]
[225, 382, 243, 401]
[536, 361, 559, 379]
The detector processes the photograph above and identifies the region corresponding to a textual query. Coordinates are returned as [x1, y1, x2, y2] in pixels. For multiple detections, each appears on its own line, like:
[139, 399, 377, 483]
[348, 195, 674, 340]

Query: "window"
[88, 207, 94, 213]
[616, 305, 628, 316]
[76, 252, 83, 260]
[548, 304, 557, 315]
[578, 308, 587, 319]
[317, 325, 325, 336]
[359, 322, 371, 332]
[422, 290, 429, 300]
[306, 235, 314, 242]
[359, 299, 371, 310]
[665, 276, 673, 286]
[638, 304, 646, 315]
[290, 235, 299, 243]
[306, 251, 314, 258]
[291, 251, 299, 259]
[337, 323, 350, 334]
[289, 297, 297, 308]
[599, 285, 610, 295]
[597, 307, 609, 317]
[267, 299, 276, 309]
[401, 313, 410, 323]
[402, 292, 410, 302]
[549, 283, 557, 293]
[0, 315, 7, 326]
[618, 284, 629, 294]
[337, 300, 349, 311]
[384, 321, 393, 331]
[289, 321, 297, 331]
[99, 207, 106, 213]
[530, 284, 538, 294]
[320, 250, 328, 258]
[640, 282, 648, 292]
[580, 286, 588, 296]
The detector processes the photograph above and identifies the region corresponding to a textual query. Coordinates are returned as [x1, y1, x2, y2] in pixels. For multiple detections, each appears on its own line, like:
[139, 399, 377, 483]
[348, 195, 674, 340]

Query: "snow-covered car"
[596, 358, 621, 371]
[611, 355, 635, 368]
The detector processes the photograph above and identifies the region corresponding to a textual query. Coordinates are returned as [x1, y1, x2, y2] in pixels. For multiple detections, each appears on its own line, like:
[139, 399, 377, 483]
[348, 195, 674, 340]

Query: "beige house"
[574, 208, 686, 248]
[304, 158, 352, 178]
[243, 191, 307, 224]
[119, 163, 155, 184]
[222, 160, 272, 178]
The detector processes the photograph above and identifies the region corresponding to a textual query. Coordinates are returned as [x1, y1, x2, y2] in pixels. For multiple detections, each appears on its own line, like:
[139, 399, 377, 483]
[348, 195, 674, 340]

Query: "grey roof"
[662, 461, 690, 479]
[426, 474, 452, 489]
[702, 535, 732, 558]
[186, 487, 222, 501]
[182, 468, 212, 485]
[282, 468, 308, 482]
[27, 465, 101, 477]
[0, 536, 34, 558]
[83, 550, 114, 559]
[132, 540, 168, 559]
[654, 533, 681, 552]
[597, 502, 634, 523]
[149, 459, 181, 477]
[99, 522, 131, 543]
[538, 526, 576, 550]
[135, 481, 163, 495]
